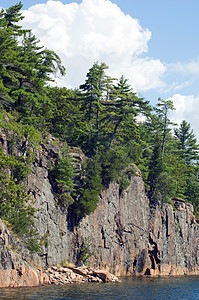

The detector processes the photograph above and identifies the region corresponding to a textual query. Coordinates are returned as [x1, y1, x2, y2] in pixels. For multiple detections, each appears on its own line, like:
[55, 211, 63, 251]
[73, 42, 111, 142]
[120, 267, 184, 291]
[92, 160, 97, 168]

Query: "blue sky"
[2, 0, 199, 138]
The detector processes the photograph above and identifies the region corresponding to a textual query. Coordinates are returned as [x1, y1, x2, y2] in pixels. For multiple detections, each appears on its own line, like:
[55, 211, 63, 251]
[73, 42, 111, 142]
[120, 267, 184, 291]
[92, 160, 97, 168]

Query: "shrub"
[72, 155, 102, 218]
[51, 143, 76, 207]
[0, 149, 40, 252]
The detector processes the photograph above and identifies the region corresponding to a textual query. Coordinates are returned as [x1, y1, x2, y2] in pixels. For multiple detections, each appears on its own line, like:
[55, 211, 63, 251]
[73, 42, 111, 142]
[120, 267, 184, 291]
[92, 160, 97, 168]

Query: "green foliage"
[46, 87, 78, 137]
[1, 3, 199, 223]
[72, 148, 135, 217]
[51, 143, 76, 207]
[154, 98, 176, 156]
[155, 171, 176, 201]
[118, 167, 133, 195]
[57, 192, 74, 208]
[25, 234, 41, 253]
[1, 115, 42, 155]
[0, 3, 65, 127]
[0, 149, 39, 251]
[77, 239, 94, 266]
[167, 199, 177, 210]
[53, 144, 75, 191]
[40, 231, 49, 248]
[73, 155, 103, 218]
[174, 120, 199, 164]
[107, 76, 150, 149]
[184, 175, 199, 212]
[147, 134, 164, 200]
[118, 174, 131, 193]
[100, 148, 128, 186]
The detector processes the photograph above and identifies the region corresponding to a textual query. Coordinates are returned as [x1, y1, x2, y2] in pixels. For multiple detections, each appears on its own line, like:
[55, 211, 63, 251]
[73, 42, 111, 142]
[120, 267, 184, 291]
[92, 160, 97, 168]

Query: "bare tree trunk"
[109, 118, 122, 149]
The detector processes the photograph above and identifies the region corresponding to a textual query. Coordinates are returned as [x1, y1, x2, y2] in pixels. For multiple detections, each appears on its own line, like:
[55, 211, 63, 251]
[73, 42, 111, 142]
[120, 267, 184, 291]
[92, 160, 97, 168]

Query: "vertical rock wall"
[0, 220, 41, 287]
[148, 201, 199, 276]
[70, 174, 150, 276]
[24, 147, 199, 276]
[27, 144, 199, 276]
[71, 176, 199, 276]
[0, 131, 198, 278]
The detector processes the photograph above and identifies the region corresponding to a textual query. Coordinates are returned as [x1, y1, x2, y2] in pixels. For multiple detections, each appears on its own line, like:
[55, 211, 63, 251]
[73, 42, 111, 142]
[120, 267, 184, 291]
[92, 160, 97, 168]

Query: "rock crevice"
[0, 133, 198, 286]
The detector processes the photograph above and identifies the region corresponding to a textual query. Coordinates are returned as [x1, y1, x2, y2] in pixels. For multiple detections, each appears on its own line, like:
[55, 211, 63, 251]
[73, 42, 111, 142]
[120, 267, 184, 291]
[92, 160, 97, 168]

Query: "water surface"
[0, 276, 198, 299]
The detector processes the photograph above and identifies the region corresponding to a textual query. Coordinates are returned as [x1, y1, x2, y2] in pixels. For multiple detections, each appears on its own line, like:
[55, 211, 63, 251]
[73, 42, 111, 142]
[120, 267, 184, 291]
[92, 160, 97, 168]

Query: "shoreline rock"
[42, 265, 121, 285]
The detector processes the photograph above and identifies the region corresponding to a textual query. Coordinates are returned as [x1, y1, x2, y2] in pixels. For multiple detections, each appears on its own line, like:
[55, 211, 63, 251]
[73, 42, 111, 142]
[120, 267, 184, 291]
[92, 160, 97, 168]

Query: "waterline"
[0, 276, 198, 299]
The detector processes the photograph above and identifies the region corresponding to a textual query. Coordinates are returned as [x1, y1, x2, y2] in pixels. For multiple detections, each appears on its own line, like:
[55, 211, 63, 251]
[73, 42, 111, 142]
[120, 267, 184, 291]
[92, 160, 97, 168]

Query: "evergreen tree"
[154, 98, 175, 156]
[104, 75, 150, 149]
[185, 174, 199, 214]
[78, 62, 115, 155]
[0, 3, 65, 126]
[147, 134, 163, 200]
[72, 155, 103, 217]
[3, 1, 24, 33]
[0, 3, 26, 108]
[80, 62, 109, 125]
[47, 87, 79, 138]
[52, 144, 76, 207]
[0, 147, 39, 251]
[174, 120, 199, 165]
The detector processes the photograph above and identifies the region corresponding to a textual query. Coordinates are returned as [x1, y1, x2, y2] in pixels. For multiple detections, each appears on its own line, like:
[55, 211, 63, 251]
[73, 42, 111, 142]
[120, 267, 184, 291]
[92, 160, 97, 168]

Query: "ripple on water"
[0, 276, 199, 300]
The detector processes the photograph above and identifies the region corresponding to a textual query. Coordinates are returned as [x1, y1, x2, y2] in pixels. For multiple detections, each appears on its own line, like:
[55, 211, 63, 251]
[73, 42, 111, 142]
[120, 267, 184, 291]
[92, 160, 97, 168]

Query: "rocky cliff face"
[0, 219, 44, 287]
[0, 134, 198, 287]
[26, 142, 199, 277]
[71, 176, 199, 276]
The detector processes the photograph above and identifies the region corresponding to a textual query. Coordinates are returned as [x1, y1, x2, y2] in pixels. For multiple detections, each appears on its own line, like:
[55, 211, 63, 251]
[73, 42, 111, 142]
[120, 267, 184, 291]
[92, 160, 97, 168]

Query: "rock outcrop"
[27, 141, 199, 277]
[44, 266, 120, 285]
[0, 218, 120, 287]
[71, 175, 199, 277]
[0, 219, 41, 287]
[0, 132, 198, 287]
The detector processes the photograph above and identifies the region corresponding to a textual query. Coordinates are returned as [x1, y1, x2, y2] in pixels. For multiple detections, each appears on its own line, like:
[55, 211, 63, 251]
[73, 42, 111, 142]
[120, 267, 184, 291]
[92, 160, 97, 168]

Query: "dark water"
[0, 276, 198, 300]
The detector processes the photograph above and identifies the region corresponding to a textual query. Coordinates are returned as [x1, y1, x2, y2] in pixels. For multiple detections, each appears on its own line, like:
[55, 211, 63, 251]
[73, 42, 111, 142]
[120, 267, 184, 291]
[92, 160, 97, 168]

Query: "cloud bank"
[21, 0, 166, 91]
[171, 58, 199, 75]
[19, 0, 199, 140]
[170, 93, 199, 139]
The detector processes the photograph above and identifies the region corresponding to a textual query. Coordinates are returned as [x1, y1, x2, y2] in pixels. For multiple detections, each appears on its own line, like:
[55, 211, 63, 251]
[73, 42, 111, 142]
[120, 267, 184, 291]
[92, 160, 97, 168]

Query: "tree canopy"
[0, 3, 199, 230]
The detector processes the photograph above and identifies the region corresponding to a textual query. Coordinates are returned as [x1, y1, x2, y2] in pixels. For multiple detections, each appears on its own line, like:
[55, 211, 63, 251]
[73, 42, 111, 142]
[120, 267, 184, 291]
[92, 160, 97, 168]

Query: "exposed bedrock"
[0, 132, 198, 287]
[27, 144, 199, 276]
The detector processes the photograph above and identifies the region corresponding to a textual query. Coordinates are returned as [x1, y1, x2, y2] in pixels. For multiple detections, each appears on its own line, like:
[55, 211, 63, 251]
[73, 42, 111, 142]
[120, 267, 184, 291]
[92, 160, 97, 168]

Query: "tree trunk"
[109, 118, 122, 149]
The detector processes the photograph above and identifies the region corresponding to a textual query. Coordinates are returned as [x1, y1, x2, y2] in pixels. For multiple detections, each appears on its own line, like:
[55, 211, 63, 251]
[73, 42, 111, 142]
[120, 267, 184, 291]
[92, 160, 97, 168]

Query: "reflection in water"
[0, 276, 199, 300]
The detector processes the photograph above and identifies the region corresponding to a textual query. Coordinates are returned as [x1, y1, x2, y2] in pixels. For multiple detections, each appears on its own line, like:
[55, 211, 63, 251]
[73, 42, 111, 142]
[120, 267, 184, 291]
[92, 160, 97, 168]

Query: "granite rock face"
[0, 219, 42, 287]
[72, 176, 199, 276]
[27, 142, 199, 276]
[147, 200, 199, 276]
[0, 131, 198, 286]
[71, 174, 150, 276]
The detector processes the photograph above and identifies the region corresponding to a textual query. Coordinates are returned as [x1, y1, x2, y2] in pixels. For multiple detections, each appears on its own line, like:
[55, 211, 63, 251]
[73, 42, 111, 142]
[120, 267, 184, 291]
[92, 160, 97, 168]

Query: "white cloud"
[170, 93, 199, 139]
[171, 58, 199, 75]
[20, 0, 166, 90]
[164, 81, 191, 94]
[128, 58, 166, 91]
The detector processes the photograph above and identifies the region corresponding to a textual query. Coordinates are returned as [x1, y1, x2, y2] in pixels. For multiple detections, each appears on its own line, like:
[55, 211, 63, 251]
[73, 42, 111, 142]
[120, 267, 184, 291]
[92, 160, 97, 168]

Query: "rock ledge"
[43, 265, 121, 285]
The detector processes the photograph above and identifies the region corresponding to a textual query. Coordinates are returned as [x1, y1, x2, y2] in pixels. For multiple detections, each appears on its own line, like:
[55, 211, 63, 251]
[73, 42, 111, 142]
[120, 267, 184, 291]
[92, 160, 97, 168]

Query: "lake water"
[0, 276, 198, 300]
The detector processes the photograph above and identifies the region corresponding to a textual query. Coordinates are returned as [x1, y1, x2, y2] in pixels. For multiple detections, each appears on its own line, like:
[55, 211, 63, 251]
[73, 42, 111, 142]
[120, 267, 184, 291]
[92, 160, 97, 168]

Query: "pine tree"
[0, 3, 65, 125]
[72, 155, 103, 217]
[174, 120, 199, 165]
[107, 75, 150, 148]
[147, 134, 163, 200]
[79, 62, 115, 155]
[0, 3, 26, 108]
[154, 98, 175, 156]
[52, 144, 76, 207]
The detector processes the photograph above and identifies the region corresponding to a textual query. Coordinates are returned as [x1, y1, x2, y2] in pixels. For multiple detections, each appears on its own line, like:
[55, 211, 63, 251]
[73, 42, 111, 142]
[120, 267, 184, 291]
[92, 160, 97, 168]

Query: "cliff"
[68, 173, 199, 277]
[0, 135, 198, 287]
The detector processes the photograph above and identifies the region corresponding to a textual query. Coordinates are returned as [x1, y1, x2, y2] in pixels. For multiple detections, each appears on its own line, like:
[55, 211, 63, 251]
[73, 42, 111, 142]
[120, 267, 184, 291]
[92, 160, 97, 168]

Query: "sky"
[1, 0, 199, 139]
